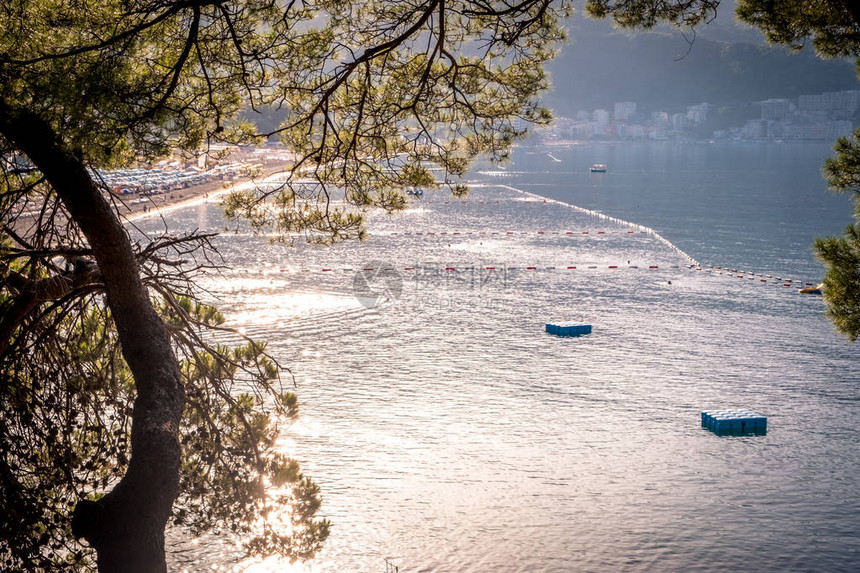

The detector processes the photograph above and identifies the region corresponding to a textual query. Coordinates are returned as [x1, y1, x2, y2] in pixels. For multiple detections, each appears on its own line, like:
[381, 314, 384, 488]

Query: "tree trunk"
[0, 105, 184, 572]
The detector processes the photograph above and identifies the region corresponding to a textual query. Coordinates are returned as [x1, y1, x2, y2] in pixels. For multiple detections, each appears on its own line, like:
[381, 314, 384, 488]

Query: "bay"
[150, 141, 860, 573]
[501, 141, 853, 279]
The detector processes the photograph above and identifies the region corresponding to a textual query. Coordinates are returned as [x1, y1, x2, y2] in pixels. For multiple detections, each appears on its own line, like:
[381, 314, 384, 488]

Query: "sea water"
[154, 141, 859, 572]
[503, 140, 853, 278]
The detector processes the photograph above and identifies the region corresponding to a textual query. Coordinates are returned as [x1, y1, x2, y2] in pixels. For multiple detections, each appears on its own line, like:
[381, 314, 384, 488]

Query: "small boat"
[798, 283, 824, 295]
[590, 163, 607, 173]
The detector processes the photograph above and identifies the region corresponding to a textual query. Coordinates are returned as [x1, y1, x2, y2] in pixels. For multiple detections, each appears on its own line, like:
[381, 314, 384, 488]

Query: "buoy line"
[489, 184, 822, 288]
[207, 264, 811, 287]
[374, 229, 651, 236]
[204, 183, 819, 291]
[495, 184, 701, 268]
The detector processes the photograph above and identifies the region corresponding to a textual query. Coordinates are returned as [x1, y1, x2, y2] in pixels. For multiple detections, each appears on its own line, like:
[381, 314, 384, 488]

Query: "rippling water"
[504, 141, 853, 278]
[149, 142, 859, 572]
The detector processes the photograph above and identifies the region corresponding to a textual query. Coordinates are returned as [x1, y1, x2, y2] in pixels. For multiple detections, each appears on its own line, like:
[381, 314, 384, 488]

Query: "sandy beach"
[117, 177, 233, 223]
[117, 160, 292, 223]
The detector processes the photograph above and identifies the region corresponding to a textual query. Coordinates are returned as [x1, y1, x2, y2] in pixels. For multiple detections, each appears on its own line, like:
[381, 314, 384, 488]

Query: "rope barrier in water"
[207, 265, 814, 288]
[207, 184, 820, 292]
[495, 184, 701, 269]
[376, 229, 649, 236]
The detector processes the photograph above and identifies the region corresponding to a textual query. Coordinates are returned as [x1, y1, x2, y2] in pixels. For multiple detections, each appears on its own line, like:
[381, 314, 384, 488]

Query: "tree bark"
[0, 104, 184, 572]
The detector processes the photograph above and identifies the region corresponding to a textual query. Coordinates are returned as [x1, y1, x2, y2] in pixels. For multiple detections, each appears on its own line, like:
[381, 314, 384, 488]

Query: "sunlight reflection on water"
[155, 164, 860, 572]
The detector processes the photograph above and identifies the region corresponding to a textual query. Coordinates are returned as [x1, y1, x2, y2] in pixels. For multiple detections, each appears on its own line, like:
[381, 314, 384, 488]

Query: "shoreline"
[119, 161, 292, 224]
[119, 179, 234, 224]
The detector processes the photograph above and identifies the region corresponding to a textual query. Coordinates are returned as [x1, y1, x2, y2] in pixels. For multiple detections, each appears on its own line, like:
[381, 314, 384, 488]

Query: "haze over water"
[160, 141, 859, 572]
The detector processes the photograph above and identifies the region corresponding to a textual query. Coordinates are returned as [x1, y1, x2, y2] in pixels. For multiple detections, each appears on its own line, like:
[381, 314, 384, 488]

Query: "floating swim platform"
[701, 409, 767, 436]
[546, 323, 592, 337]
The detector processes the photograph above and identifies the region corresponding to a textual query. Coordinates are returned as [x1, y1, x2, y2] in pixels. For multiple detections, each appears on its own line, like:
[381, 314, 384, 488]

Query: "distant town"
[85, 87, 860, 203]
[536, 89, 860, 142]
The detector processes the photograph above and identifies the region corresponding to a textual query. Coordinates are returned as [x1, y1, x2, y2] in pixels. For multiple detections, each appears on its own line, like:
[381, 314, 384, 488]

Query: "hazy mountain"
[545, 12, 859, 116]
[246, 5, 859, 133]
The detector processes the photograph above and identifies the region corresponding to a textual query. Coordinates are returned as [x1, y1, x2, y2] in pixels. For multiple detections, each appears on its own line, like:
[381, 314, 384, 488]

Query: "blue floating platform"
[701, 409, 767, 436]
[546, 322, 592, 337]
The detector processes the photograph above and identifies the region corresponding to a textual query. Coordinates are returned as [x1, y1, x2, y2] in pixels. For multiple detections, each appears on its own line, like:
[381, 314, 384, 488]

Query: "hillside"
[245, 9, 860, 133]
[544, 15, 859, 116]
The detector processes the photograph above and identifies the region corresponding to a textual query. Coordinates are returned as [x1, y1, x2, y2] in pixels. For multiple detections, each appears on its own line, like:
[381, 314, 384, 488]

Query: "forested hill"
[545, 14, 859, 115]
[248, 9, 860, 134]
